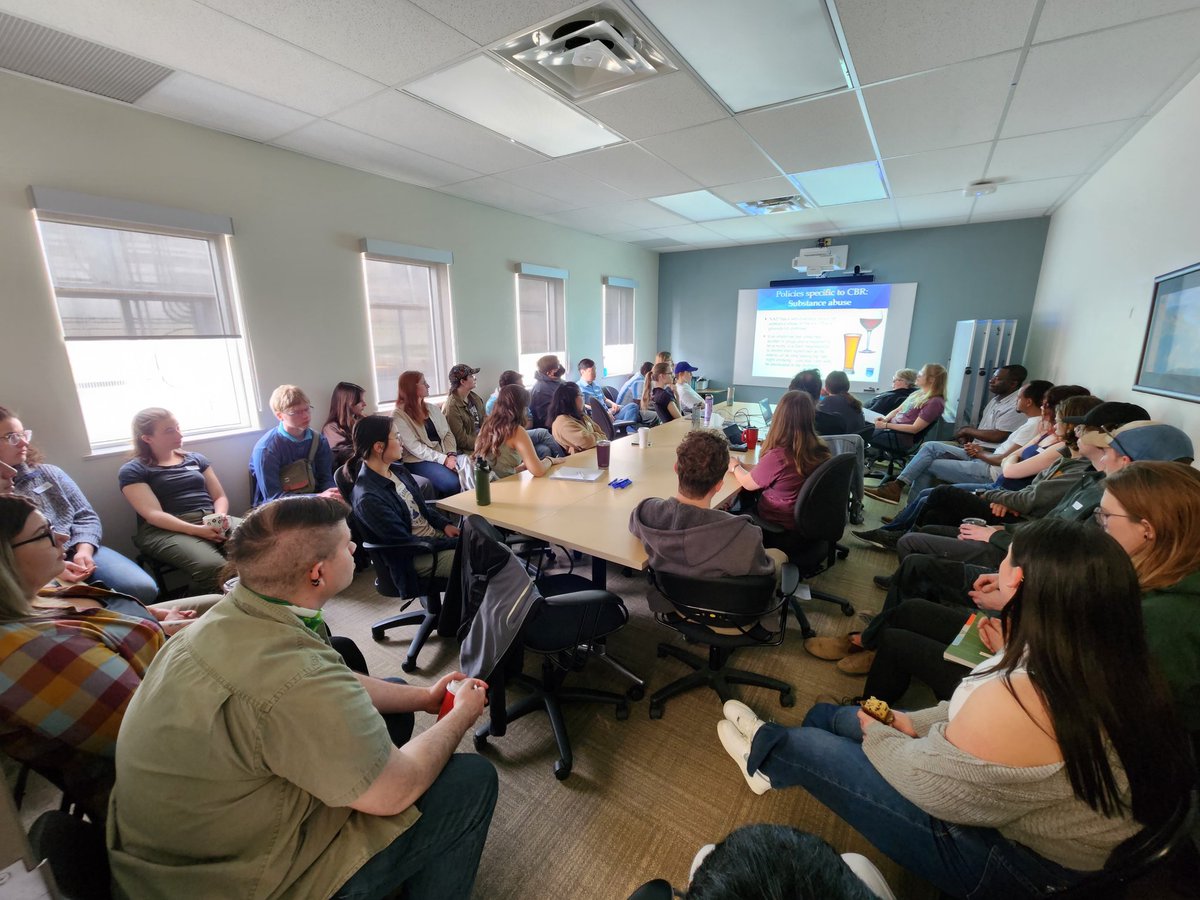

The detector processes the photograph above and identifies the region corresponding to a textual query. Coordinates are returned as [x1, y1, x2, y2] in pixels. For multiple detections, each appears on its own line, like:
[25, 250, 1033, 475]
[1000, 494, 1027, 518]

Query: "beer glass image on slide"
[843, 333, 862, 373]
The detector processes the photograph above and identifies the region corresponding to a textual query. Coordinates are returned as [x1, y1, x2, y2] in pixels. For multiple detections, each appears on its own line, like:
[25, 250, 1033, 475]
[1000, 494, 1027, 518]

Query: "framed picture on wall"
[1134, 261, 1200, 404]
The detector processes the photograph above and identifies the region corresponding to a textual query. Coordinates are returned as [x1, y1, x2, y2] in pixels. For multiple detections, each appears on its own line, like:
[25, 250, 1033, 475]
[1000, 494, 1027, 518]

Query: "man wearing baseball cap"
[673, 361, 704, 415]
[442, 364, 485, 453]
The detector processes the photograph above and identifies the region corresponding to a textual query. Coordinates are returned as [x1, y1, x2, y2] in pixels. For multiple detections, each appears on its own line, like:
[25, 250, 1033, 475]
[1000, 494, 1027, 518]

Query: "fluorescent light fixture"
[649, 190, 742, 221]
[406, 56, 622, 157]
[636, 0, 847, 112]
[788, 162, 889, 206]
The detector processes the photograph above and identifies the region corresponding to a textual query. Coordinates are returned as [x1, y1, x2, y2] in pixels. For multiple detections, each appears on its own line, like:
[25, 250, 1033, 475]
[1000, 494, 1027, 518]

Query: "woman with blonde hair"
[474, 385, 563, 479]
[641, 362, 681, 423]
[728, 391, 831, 530]
[869, 363, 947, 453]
[392, 370, 460, 497]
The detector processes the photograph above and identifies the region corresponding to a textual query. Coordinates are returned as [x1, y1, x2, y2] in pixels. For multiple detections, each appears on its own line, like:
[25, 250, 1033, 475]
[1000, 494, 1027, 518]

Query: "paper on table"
[549, 467, 605, 482]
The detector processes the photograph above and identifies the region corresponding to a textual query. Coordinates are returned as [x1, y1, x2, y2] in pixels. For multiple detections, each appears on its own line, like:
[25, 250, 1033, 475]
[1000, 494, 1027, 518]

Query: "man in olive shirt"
[107, 497, 497, 900]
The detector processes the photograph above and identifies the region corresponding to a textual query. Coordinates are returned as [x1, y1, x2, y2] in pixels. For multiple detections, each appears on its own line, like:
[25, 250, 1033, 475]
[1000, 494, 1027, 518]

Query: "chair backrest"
[333, 461, 355, 502]
[653, 570, 779, 630]
[602, 385, 618, 402]
[791, 452, 857, 542]
[586, 397, 616, 440]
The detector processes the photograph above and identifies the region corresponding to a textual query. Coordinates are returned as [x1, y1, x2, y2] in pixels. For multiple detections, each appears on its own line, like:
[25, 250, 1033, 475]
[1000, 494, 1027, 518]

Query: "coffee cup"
[961, 517, 988, 528]
[638, 427, 651, 448]
[743, 427, 759, 452]
[437, 678, 468, 721]
[596, 440, 611, 467]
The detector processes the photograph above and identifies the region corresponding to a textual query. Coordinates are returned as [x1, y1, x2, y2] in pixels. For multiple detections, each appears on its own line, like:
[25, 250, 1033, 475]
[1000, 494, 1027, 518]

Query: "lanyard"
[247, 588, 324, 634]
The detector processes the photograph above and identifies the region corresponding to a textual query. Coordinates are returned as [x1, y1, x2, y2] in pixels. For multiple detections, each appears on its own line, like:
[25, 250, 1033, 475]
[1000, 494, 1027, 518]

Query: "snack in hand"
[859, 696, 895, 725]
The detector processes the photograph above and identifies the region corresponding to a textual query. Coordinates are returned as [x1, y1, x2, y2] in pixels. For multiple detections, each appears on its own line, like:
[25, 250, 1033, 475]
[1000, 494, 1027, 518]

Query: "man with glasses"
[250, 385, 342, 506]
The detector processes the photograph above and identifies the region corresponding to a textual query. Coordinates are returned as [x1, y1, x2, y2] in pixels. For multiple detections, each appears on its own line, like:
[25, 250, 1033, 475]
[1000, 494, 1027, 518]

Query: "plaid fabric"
[0, 608, 164, 767]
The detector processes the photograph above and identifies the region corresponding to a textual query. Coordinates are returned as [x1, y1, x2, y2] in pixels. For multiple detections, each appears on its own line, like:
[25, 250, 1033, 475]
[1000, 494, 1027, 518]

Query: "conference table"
[437, 413, 759, 588]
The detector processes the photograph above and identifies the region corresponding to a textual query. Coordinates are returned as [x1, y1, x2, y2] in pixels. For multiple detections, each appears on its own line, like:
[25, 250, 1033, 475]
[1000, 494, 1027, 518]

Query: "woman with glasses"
[392, 371, 460, 498]
[250, 384, 341, 505]
[0, 404, 159, 603]
[119, 408, 243, 595]
[321, 381, 367, 469]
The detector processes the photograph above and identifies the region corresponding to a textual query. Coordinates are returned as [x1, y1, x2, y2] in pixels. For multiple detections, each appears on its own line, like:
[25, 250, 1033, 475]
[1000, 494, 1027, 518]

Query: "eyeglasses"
[2, 430, 32, 446]
[282, 406, 313, 418]
[11, 525, 57, 549]
[1092, 508, 1133, 527]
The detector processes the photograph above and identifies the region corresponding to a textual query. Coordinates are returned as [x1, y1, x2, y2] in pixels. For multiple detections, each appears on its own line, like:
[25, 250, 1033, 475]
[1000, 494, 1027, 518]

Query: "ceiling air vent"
[737, 196, 810, 216]
[0, 12, 171, 103]
[494, 3, 677, 101]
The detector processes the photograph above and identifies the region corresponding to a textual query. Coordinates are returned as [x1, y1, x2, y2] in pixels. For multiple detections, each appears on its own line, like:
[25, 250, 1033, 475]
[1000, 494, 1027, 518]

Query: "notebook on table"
[549, 467, 604, 482]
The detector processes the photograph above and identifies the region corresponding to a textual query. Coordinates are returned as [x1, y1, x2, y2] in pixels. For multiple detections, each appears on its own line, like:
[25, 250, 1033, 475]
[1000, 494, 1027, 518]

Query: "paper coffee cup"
[203, 513, 231, 536]
[961, 517, 987, 527]
[638, 427, 651, 447]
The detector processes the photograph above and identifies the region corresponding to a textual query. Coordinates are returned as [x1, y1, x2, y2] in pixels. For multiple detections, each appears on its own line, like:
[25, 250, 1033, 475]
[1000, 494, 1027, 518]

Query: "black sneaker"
[873, 575, 892, 590]
[851, 528, 901, 550]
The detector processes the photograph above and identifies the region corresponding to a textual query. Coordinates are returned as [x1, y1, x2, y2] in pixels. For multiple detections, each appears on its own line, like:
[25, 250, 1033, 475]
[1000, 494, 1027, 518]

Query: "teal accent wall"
[658, 217, 1051, 399]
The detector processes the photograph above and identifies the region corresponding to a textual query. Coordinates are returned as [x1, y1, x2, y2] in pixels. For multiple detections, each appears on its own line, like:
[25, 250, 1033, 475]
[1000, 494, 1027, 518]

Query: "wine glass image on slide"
[859, 316, 883, 354]
[843, 333, 862, 374]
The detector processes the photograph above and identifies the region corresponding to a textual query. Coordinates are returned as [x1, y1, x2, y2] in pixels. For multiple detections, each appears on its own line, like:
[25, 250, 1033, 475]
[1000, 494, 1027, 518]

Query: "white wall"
[0, 72, 658, 554]
[1026, 69, 1200, 443]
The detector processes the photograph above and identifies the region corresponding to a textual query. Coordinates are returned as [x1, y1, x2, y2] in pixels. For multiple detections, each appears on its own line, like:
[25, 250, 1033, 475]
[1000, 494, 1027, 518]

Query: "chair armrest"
[362, 539, 438, 558]
[779, 563, 800, 598]
[543, 590, 624, 608]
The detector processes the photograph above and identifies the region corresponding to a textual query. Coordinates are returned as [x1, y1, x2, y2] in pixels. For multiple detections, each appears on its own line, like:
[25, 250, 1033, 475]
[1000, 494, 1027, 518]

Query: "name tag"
[1072, 501, 1083, 510]
[184, 465, 201, 471]
[33, 482, 51, 494]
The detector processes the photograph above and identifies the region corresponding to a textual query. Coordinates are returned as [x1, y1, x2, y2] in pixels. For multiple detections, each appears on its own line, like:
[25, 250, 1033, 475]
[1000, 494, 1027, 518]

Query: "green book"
[943, 613, 995, 669]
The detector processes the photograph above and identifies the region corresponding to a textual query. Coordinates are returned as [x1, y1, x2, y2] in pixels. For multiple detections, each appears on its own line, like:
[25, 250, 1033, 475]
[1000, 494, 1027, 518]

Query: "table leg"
[591, 554, 607, 589]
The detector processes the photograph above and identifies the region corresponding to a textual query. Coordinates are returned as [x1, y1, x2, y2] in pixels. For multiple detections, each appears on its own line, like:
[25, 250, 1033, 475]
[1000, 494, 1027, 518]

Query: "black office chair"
[647, 568, 797, 719]
[455, 516, 631, 780]
[756, 452, 858, 637]
[27, 810, 112, 900]
[602, 385, 619, 403]
[587, 396, 636, 440]
[865, 417, 935, 481]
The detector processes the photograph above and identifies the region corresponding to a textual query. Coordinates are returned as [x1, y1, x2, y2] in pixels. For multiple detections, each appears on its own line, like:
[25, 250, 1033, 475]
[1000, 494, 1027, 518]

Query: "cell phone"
[0, 460, 17, 478]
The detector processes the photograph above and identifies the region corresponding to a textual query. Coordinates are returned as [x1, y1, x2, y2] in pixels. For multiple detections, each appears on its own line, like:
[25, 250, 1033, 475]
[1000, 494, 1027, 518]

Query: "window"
[603, 279, 636, 376]
[516, 270, 566, 382]
[33, 204, 255, 452]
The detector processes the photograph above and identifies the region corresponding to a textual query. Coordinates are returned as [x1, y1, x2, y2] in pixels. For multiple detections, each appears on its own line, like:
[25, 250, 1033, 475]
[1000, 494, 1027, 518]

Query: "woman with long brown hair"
[474, 385, 563, 478]
[728, 391, 831, 529]
[321, 381, 366, 468]
[392, 370, 459, 497]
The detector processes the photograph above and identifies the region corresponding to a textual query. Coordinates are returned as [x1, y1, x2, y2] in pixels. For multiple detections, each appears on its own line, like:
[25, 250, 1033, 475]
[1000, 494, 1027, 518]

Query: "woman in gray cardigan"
[715, 520, 1193, 899]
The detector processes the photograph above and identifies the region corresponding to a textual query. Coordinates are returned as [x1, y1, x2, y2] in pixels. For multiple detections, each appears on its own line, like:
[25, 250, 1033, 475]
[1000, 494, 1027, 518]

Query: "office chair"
[865, 417, 935, 481]
[602, 385, 619, 403]
[756, 452, 858, 637]
[587, 396, 636, 440]
[335, 464, 446, 672]
[647, 568, 797, 719]
[27, 809, 112, 900]
[455, 516, 631, 780]
[822, 431, 867, 526]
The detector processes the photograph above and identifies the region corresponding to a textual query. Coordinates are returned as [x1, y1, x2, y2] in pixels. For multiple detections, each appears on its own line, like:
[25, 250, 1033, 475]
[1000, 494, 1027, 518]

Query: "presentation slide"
[732, 282, 917, 393]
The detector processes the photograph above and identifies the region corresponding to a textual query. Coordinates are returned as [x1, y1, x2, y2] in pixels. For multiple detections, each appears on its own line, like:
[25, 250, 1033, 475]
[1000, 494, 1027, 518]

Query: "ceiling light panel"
[636, 0, 847, 111]
[649, 190, 742, 221]
[405, 55, 622, 157]
[788, 162, 888, 206]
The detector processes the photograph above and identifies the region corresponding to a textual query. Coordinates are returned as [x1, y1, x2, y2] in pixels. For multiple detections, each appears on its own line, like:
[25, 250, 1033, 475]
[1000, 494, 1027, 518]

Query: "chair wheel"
[554, 760, 571, 781]
[801, 627, 817, 640]
[371, 628, 385, 641]
[840, 604, 856, 617]
[648, 702, 664, 720]
[626, 685, 645, 701]
[401, 658, 417, 673]
[615, 702, 629, 721]
[837, 547, 850, 559]
[474, 734, 488, 752]
[780, 690, 796, 708]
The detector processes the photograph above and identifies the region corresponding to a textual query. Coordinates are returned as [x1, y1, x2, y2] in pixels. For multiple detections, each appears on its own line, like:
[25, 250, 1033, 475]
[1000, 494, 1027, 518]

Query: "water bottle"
[691, 404, 701, 428]
[704, 395, 713, 426]
[474, 457, 491, 506]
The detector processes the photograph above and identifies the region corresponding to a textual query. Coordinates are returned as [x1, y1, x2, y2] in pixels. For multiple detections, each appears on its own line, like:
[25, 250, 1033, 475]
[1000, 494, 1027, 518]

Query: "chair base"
[371, 608, 437, 673]
[474, 662, 629, 780]
[648, 643, 794, 719]
[591, 641, 646, 700]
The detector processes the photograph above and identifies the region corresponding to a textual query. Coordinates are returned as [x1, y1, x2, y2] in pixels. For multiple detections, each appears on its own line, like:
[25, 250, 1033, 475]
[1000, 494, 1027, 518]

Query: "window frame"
[602, 280, 636, 377]
[515, 270, 567, 382]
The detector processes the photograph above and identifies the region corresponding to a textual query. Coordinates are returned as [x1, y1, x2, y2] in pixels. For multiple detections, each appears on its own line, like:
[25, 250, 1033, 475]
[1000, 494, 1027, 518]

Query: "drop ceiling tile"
[836, 0, 1038, 83]
[763, 209, 837, 236]
[639, 119, 778, 186]
[737, 92, 874, 172]
[330, 91, 544, 173]
[1035, 0, 1200, 42]
[599, 199, 691, 229]
[1002, 11, 1200, 136]
[578, 71, 728, 140]
[135, 71, 313, 142]
[865, 52, 1019, 157]
[273, 120, 478, 186]
[967, 176, 1078, 214]
[199, 0, 479, 85]
[652, 223, 727, 245]
[969, 207, 1048, 224]
[541, 205, 642, 234]
[701, 216, 790, 242]
[1, 0, 383, 115]
[894, 190, 974, 226]
[561, 143, 699, 198]
[408, 0, 579, 44]
[710, 176, 800, 204]
[439, 176, 566, 216]
[987, 120, 1134, 181]
[882, 143, 990, 197]
[495, 161, 633, 207]
[632, 236, 685, 249]
[820, 199, 900, 231]
[604, 228, 659, 242]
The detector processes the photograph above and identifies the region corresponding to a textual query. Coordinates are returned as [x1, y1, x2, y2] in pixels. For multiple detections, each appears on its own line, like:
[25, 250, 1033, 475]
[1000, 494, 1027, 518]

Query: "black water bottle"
[474, 457, 491, 506]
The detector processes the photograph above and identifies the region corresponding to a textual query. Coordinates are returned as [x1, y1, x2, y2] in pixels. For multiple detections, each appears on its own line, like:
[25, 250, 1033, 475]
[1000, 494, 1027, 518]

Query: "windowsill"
[83, 426, 264, 460]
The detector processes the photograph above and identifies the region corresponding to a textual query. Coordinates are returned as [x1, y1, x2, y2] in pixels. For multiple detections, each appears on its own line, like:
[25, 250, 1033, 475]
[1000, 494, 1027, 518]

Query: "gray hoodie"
[629, 497, 775, 611]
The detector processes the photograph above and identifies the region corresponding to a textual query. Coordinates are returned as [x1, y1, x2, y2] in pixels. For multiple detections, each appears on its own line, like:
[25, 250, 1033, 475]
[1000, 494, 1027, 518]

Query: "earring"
[310, 577, 322, 587]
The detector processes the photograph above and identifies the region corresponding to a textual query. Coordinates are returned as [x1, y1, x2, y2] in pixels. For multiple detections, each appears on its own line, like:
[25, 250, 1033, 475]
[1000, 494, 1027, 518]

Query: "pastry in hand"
[859, 696, 895, 725]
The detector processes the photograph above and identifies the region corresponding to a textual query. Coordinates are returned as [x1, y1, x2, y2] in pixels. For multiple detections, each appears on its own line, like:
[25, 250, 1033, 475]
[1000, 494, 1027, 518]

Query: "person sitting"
[644, 362, 682, 423]
[119, 408, 242, 594]
[322, 381, 367, 469]
[348, 415, 460, 584]
[549, 382, 603, 454]
[727, 391, 831, 535]
[250, 384, 340, 505]
[673, 361, 704, 415]
[630, 429, 786, 606]
[106, 496, 497, 899]
[788, 369, 845, 435]
[576, 358, 623, 417]
[529, 354, 564, 430]
[616, 361, 653, 406]
[865, 369, 918, 416]
[2, 405, 158, 603]
[716, 519, 1195, 898]
[392, 370, 461, 498]
[474, 385, 564, 479]
[485, 370, 562, 458]
[817, 371, 868, 435]
[866, 363, 947, 456]
[442, 363, 486, 454]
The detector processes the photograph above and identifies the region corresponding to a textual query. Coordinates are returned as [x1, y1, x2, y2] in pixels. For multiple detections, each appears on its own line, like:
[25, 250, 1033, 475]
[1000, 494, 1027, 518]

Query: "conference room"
[3, 1, 1200, 898]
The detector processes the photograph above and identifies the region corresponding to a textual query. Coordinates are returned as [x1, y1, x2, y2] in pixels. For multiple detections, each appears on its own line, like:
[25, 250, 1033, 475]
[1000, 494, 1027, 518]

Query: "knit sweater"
[13, 463, 103, 551]
[862, 703, 1140, 871]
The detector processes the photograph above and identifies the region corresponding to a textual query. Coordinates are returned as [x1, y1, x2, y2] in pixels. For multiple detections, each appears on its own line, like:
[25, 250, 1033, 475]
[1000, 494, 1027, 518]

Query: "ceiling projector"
[792, 245, 848, 275]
